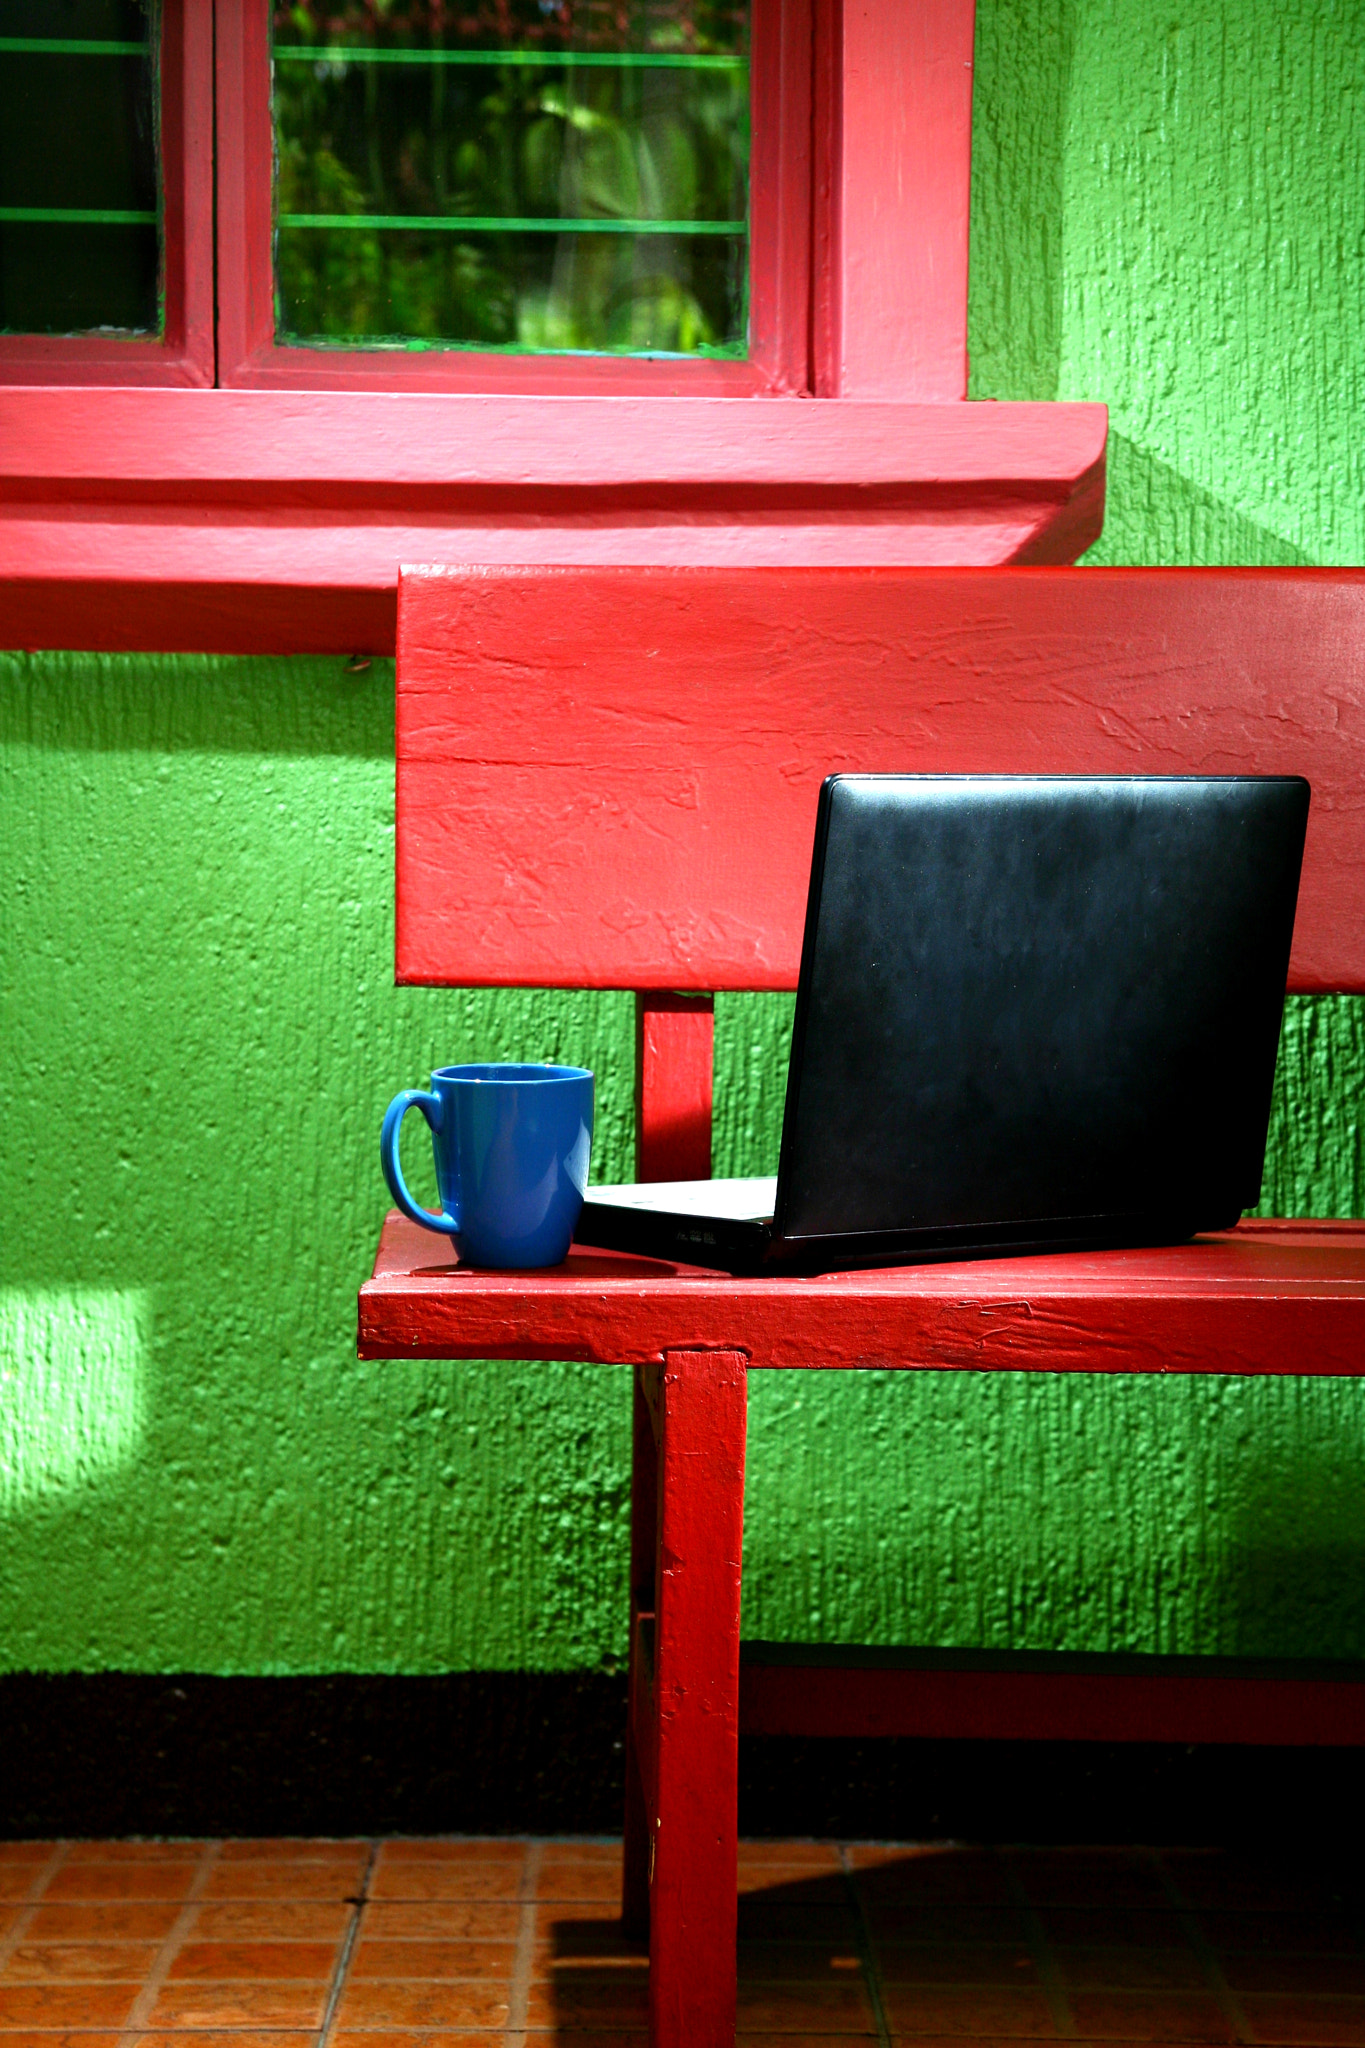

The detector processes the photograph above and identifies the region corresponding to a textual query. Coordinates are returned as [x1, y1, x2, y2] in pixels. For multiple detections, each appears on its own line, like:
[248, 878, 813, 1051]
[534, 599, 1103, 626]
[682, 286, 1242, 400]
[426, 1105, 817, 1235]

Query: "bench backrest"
[397, 564, 1365, 1172]
[398, 565, 1365, 995]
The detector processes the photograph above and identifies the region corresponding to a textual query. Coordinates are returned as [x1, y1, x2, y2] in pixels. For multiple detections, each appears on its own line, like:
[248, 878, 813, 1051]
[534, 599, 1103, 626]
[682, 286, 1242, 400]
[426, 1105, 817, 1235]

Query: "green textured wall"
[2, 0, 1363, 1676]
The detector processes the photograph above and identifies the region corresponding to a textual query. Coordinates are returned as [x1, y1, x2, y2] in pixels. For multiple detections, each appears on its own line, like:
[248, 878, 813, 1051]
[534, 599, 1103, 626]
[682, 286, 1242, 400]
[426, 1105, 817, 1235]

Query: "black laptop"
[574, 775, 1310, 1275]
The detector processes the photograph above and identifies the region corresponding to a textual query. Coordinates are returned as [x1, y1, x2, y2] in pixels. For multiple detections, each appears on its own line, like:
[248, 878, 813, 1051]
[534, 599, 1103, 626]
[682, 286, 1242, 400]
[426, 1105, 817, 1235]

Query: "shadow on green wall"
[740, 1370, 1365, 1662]
[1083, 433, 1316, 570]
[0, 650, 395, 757]
[1225, 1426, 1365, 1661]
[1259, 999, 1365, 1219]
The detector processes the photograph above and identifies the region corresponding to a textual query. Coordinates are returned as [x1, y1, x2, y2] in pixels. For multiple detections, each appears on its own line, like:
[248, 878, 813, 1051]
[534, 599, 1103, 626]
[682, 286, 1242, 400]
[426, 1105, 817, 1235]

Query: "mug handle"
[380, 1089, 460, 1235]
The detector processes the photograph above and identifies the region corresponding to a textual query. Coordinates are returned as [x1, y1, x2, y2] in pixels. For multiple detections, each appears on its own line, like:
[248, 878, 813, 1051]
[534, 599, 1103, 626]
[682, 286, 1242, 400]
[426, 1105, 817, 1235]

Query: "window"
[0, 0, 809, 392]
[0, 0, 212, 384]
[271, 2, 750, 361]
[219, 0, 807, 390]
[1, 2, 159, 334]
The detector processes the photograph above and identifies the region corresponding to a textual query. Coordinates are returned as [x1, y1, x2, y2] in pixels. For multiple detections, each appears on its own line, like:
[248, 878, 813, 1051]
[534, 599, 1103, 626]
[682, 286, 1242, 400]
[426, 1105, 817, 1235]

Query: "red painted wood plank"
[818, 0, 975, 399]
[747, 0, 814, 396]
[648, 1350, 746, 2048]
[0, 393, 1105, 650]
[622, 1368, 660, 1939]
[396, 565, 1365, 993]
[636, 996, 715, 1183]
[0, 505, 1088, 655]
[0, 388, 1105, 491]
[359, 1213, 1365, 1374]
[738, 1661, 1365, 1745]
[211, 0, 273, 388]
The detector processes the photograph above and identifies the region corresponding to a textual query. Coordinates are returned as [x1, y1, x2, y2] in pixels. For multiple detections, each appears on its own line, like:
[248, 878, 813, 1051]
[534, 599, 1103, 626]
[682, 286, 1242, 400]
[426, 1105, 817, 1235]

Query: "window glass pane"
[0, 0, 160, 336]
[272, 2, 748, 357]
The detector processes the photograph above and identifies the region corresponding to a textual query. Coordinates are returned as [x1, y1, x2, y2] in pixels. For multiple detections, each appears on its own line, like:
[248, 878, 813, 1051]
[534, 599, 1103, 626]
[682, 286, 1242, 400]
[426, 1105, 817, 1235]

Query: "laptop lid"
[772, 775, 1309, 1256]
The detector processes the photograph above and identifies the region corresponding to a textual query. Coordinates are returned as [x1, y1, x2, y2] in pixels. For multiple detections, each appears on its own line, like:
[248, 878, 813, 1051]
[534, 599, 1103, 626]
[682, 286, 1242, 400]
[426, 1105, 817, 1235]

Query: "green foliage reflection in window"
[0, 0, 160, 336]
[272, 1, 749, 356]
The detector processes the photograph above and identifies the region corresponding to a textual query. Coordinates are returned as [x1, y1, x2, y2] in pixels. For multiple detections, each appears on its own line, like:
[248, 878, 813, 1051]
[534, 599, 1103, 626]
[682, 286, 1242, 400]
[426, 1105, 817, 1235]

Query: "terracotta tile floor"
[0, 1836, 1361, 2044]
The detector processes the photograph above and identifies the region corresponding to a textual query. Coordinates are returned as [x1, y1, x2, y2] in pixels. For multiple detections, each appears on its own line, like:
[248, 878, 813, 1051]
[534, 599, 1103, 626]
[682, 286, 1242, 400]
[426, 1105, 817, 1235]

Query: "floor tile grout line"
[1000, 1845, 1080, 2038]
[504, 1836, 544, 2046]
[120, 1836, 222, 2037]
[1150, 1846, 1256, 2046]
[315, 1835, 379, 2048]
[836, 1841, 893, 2048]
[0, 1840, 69, 1973]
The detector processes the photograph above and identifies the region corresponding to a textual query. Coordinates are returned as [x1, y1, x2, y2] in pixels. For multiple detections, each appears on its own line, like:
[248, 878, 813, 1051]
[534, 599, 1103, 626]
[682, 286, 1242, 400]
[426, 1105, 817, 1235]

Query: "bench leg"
[622, 1362, 659, 1939]
[648, 1347, 748, 2048]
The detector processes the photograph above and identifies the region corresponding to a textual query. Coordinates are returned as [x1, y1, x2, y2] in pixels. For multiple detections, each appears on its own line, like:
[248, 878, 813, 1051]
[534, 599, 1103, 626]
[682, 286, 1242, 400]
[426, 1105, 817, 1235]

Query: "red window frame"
[0, 0, 215, 388]
[0, 0, 978, 401]
[811, 0, 975, 401]
[0, 0, 1110, 654]
[214, 0, 813, 396]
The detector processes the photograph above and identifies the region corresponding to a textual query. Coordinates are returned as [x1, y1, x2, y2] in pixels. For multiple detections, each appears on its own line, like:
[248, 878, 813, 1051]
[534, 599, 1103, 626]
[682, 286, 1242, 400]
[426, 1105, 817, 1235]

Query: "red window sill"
[0, 387, 1107, 653]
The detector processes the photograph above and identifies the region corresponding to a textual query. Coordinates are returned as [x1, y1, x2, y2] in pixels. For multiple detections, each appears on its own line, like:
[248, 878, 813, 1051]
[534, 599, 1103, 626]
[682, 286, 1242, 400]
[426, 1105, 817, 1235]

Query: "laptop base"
[574, 1178, 1215, 1277]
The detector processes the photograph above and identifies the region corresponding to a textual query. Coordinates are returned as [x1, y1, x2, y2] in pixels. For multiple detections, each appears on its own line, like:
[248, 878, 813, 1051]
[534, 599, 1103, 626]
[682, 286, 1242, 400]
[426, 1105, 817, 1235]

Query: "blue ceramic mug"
[380, 1063, 594, 1269]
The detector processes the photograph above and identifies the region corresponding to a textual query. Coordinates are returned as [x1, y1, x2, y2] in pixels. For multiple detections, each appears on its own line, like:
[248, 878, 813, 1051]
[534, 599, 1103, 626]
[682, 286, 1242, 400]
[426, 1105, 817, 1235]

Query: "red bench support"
[635, 995, 715, 1182]
[368, 565, 1365, 2048]
[738, 1646, 1365, 1746]
[626, 1351, 748, 2048]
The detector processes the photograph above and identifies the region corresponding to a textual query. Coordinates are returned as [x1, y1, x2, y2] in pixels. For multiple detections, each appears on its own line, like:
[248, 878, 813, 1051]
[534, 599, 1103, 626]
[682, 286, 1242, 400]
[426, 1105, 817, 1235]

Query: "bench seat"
[362, 1212, 1365, 1375]
[362, 1214, 1365, 1768]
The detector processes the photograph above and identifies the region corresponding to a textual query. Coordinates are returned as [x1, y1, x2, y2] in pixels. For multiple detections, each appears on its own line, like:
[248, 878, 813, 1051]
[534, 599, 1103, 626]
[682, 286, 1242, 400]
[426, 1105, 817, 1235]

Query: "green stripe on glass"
[273, 46, 744, 69]
[280, 214, 745, 234]
[0, 207, 156, 225]
[0, 39, 146, 56]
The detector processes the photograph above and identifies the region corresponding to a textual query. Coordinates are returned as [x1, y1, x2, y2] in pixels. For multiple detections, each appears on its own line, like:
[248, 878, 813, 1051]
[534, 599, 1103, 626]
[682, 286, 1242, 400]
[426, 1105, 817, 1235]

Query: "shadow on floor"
[541, 1839, 1365, 2042]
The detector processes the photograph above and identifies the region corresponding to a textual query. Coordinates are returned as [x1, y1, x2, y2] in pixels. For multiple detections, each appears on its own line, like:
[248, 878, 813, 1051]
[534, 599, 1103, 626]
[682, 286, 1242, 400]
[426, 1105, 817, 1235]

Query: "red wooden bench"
[361, 564, 1365, 2048]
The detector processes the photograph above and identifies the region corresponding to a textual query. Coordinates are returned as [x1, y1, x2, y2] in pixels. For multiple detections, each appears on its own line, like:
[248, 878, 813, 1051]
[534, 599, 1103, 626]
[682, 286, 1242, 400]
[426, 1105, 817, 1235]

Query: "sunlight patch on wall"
[0, 1289, 148, 1510]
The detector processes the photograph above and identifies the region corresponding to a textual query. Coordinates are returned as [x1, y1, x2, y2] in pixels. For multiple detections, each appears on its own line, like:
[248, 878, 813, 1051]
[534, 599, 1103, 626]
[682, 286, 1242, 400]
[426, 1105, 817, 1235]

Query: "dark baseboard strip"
[3, 1671, 627, 1840]
[4, 1670, 1363, 1843]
